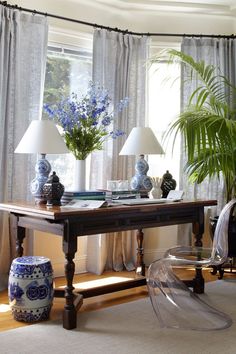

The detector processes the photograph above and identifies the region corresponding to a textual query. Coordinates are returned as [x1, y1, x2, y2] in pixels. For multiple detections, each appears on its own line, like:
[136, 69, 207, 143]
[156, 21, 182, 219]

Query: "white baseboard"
[50, 248, 167, 277]
[51, 255, 87, 277]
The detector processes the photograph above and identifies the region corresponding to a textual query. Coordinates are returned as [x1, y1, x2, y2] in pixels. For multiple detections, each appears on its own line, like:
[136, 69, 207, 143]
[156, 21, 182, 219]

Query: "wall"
[7, 0, 236, 275]
[33, 231, 87, 276]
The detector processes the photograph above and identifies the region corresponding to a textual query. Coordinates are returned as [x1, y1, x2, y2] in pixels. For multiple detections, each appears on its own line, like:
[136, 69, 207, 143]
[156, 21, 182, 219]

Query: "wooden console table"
[0, 199, 217, 329]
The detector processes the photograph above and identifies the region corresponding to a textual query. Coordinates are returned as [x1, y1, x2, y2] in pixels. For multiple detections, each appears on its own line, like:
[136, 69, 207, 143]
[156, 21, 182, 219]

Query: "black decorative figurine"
[161, 170, 176, 198]
[42, 171, 64, 206]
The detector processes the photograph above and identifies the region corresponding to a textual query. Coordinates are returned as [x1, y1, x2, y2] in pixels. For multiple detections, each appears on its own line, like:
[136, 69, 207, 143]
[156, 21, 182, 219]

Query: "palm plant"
[150, 49, 236, 202]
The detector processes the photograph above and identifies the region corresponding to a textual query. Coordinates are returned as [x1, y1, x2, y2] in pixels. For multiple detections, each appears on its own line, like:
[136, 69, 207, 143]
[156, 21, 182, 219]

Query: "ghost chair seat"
[147, 199, 236, 331]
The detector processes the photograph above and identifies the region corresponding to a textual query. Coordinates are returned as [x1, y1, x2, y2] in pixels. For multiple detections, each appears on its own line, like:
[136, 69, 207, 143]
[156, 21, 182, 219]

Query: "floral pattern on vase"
[8, 256, 54, 322]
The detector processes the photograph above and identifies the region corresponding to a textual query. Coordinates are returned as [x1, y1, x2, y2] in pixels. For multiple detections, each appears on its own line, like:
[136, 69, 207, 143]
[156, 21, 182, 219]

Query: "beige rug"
[1, 280, 236, 354]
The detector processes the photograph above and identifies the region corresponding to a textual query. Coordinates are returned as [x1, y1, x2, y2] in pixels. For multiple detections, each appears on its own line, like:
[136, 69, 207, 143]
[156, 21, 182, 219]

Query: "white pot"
[73, 159, 86, 191]
[150, 186, 162, 199]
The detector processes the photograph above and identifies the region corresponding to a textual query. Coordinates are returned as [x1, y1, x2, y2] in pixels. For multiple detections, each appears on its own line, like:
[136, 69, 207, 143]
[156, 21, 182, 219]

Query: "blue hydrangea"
[44, 82, 128, 160]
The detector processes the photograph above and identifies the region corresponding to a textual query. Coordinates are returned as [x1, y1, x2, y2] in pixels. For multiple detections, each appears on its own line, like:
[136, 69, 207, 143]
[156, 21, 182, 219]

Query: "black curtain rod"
[1, 1, 236, 39]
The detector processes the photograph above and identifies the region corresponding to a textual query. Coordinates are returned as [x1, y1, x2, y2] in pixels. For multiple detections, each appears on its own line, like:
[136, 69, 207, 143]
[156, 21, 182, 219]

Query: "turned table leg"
[192, 208, 205, 294]
[11, 214, 26, 257]
[62, 221, 78, 330]
[136, 228, 146, 276]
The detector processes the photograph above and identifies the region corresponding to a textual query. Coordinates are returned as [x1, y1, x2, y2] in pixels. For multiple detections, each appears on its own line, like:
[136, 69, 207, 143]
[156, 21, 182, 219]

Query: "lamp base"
[130, 155, 153, 192]
[30, 154, 51, 204]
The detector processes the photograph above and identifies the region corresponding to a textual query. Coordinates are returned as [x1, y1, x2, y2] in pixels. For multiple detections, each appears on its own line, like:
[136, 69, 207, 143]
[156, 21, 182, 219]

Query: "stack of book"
[108, 190, 141, 200]
[61, 189, 142, 205]
[61, 190, 107, 205]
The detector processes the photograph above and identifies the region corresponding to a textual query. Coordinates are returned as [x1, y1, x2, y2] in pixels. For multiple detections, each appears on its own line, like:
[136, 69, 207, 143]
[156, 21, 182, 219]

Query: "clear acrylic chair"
[147, 199, 236, 331]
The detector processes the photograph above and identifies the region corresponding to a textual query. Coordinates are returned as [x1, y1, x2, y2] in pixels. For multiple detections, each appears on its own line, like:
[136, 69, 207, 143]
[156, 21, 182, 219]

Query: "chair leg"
[211, 265, 218, 275]
[211, 264, 225, 279]
[218, 265, 224, 279]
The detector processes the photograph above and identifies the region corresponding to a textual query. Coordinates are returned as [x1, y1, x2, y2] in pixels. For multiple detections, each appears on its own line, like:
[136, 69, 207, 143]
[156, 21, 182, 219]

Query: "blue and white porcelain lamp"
[14, 120, 69, 204]
[119, 127, 164, 192]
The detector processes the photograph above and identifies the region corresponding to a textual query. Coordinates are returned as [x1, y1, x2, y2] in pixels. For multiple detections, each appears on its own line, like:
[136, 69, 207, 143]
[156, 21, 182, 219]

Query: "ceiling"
[70, 0, 236, 17]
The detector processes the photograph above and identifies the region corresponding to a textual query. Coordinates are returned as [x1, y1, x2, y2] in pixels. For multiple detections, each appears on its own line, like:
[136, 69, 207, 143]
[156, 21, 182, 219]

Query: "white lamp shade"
[14, 120, 69, 154]
[119, 127, 164, 155]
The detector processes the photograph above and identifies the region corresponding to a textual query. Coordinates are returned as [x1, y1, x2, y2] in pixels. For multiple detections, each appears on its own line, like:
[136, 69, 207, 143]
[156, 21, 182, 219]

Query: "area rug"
[1, 280, 236, 354]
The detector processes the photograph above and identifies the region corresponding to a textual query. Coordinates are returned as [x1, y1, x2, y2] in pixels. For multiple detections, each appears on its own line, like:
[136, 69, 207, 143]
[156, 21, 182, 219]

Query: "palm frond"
[153, 49, 235, 108]
[152, 49, 236, 201]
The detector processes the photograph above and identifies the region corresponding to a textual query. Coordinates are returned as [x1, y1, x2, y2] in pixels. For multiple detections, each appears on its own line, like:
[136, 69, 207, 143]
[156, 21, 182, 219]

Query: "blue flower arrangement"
[44, 82, 128, 160]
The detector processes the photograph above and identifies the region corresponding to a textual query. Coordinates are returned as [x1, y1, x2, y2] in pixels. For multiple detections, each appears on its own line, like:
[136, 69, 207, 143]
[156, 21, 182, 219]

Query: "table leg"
[11, 214, 26, 257]
[62, 221, 78, 330]
[136, 229, 145, 276]
[192, 208, 205, 294]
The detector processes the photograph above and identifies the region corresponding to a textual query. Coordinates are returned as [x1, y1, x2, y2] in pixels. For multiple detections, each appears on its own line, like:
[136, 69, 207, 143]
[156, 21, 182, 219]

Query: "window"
[147, 55, 180, 187]
[43, 45, 92, 189]
[43, 42, 180, 190]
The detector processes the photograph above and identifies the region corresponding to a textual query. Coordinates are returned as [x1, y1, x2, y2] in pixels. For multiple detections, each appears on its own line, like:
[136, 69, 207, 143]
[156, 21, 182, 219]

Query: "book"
[111, 193, 140, 200]
[106, 189, 140, 195]
[61, 190, 109, 205]
[67, 195, 106, 200]
[110, 189, 140, 197]
[63, 190, 106, 197]
[63, 199, 107, 209]
[61, 189, 143, 205]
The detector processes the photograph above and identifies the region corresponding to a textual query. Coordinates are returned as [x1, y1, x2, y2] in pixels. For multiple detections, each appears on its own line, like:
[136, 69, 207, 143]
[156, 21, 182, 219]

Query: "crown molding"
[72, 0, 236, 18]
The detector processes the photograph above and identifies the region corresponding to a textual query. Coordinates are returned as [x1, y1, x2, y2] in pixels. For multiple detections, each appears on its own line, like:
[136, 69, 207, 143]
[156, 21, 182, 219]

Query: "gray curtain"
[179, 37, 236, 244]
[0, 5, 48, 290]
[87, 29, 148, 274]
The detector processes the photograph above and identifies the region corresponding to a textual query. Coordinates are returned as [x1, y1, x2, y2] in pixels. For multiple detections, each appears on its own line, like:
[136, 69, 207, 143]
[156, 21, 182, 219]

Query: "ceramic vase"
[150, 177, 162, 199]
[150, 186, 162, 199]
[73, 159, 86, 191]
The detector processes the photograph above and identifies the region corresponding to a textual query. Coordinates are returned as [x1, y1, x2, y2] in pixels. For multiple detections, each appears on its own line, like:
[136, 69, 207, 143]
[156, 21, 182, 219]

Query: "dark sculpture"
[43, 171, 64, 206]
[161, 170, 176, 198]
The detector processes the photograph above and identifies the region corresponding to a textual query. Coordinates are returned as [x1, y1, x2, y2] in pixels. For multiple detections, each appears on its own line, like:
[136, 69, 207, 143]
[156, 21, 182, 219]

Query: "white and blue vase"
[130, 155, 153, 191]
[30, 154, 51, 204]
[8, 256, 54, 322]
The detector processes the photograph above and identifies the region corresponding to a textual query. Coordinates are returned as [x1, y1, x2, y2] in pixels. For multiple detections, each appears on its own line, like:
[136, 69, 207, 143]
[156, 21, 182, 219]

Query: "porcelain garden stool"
[8, 256, 54, 322]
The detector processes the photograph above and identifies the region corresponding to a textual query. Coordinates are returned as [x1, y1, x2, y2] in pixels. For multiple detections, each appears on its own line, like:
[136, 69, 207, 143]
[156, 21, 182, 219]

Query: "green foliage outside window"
[43, 55, 70, 107]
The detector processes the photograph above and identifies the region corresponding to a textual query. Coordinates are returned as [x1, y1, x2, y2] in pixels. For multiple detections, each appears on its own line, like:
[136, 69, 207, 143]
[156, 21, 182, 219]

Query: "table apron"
[17, 216, 65, 236]
[16, 207, 202, 237]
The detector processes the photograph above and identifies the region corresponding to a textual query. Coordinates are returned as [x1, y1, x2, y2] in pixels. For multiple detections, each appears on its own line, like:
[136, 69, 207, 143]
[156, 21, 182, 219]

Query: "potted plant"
[150, 49, 236, 277]
[150, 49, 236, 202]
[44, 81, 128, 190]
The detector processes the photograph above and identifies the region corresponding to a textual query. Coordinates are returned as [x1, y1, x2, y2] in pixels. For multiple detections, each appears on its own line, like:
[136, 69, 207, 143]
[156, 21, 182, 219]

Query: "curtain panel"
[0, 6, 48, 290]
[87, 29, 149, 274]
[179, 37, 236, 245]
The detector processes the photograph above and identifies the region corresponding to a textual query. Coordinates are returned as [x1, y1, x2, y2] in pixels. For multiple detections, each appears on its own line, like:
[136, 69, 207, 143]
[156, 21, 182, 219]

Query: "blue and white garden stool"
[8, 256, 54, 322]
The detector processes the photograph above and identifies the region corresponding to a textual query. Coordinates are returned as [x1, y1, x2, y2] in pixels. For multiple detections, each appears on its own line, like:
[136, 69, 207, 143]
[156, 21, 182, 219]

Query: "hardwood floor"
[0, 267, 232, 332]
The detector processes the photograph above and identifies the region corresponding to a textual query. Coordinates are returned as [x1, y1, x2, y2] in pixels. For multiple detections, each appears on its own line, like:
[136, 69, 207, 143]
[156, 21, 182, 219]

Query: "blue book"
[64, 190, 106, 197]
[71, 195, 106, 200]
